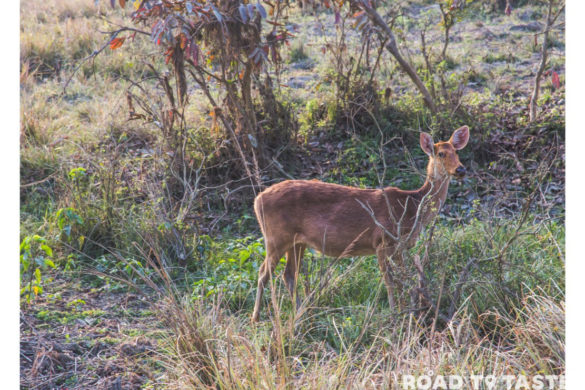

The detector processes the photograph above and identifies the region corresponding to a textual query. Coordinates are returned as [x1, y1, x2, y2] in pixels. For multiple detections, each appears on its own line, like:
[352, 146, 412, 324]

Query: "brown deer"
[251, 126, 470, 322]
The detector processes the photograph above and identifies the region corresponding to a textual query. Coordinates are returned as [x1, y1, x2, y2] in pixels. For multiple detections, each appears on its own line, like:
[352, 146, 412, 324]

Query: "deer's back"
[254, 180, 392, 256]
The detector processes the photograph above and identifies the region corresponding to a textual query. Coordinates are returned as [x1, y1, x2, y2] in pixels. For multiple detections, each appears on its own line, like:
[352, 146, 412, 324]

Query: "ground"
[21, 278, 163, 389]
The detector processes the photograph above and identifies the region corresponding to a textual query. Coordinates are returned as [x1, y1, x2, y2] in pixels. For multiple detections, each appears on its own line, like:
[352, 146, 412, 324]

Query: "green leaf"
[35, 268, 42, 283]
[41, 244, 53, 257]
[239, 250, 250, 264]
[35, 256, 45, 267]
[44, 259, 56, 269]
[21, 256, 29, 272]
[20, 236, 31, 252]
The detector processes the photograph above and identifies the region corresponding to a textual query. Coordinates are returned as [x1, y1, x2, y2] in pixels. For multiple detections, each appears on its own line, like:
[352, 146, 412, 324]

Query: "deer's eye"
[438, 152, 445, 158]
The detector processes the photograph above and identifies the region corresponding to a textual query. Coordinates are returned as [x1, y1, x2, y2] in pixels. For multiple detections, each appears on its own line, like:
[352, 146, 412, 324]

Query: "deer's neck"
[416, 160, 451, 224]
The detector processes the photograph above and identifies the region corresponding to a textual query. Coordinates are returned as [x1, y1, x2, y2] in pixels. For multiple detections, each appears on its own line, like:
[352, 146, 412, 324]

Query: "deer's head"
[420, 126, 470, 179]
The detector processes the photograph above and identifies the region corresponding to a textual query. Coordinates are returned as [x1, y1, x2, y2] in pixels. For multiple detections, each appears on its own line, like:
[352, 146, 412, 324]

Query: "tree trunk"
[173, 42, 187, 108]
[529, 0, 553, 122]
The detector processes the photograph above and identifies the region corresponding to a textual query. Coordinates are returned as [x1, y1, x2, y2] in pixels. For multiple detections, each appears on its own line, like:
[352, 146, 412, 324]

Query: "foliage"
[20, 235, 56, 303]
[191, 236, 265, 307]
[100, 0, 301, 183]
[55, 207, 84, 242]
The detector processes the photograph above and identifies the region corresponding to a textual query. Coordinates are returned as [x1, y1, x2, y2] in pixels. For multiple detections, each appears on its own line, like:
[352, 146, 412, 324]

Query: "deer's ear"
[450, 126, 469, 150]
[420, 133, 435, 156]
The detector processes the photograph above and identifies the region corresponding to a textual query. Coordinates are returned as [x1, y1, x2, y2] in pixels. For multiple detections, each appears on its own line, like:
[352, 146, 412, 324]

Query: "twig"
[529, 0, 565, 122]
[359, 0, 437, 112]
[20, 173, 57, 188]
[413, 255, 451, 324]
[62, 27, 150, 94]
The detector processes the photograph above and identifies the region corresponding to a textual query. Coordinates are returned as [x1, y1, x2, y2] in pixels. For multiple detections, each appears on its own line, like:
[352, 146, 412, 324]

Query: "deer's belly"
[299, 233, 378, 258]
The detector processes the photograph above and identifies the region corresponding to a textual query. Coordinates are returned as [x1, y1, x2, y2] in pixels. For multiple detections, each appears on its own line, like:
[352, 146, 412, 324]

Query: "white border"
[566, 0, 583, 386]
[2, 0, 21, 388]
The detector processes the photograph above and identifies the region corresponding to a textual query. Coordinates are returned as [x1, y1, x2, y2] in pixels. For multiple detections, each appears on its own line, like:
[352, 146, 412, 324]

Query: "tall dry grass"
[152, 285, 564, 389]
[129, 236, 564, 389]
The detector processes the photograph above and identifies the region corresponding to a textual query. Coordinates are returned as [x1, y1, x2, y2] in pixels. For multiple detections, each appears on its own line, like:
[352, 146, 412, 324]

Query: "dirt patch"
[20, 278, 163, 389]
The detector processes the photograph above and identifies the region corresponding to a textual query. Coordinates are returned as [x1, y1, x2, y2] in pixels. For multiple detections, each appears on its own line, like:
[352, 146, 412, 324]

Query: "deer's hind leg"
[252, 247, 284, 322]
[283, 244, 306, 311]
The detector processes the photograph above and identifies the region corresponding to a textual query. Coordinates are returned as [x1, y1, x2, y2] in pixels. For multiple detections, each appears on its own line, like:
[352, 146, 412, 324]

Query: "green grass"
[36, 308, 106, 325]
[287, 41, 310, 63]
[483, 52, 519, 64]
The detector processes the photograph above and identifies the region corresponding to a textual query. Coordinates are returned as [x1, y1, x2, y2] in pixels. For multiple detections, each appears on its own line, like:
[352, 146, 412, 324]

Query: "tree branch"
[359, 0, 437, 113]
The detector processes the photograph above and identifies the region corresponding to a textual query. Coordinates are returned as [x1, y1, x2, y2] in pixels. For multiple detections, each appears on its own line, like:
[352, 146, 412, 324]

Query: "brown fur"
[251, 126, 470, 322]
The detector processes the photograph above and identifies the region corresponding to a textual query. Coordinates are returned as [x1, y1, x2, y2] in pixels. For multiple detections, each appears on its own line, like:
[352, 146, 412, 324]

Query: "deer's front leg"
[376, 246, 399, 311]
[392, 249, 406, 309]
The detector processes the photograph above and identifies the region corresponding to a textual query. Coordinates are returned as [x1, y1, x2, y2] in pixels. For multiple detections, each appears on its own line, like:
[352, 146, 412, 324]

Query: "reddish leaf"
[353, 14, 367, 29]
[109, 37, 126, 50]
[334, 10, 341, 25]
[552, 71, 560, 89]
[165, 48, 174, 64]
[119, 0, 126, 7]
[178, 33, 187, 49]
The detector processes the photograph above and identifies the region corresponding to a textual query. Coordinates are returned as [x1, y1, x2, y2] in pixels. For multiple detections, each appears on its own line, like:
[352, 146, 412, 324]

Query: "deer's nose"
[455, 166, 466, 177]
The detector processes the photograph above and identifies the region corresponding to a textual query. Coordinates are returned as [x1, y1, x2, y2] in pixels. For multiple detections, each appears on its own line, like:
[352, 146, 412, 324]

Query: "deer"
[251, 126, 470, 322]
